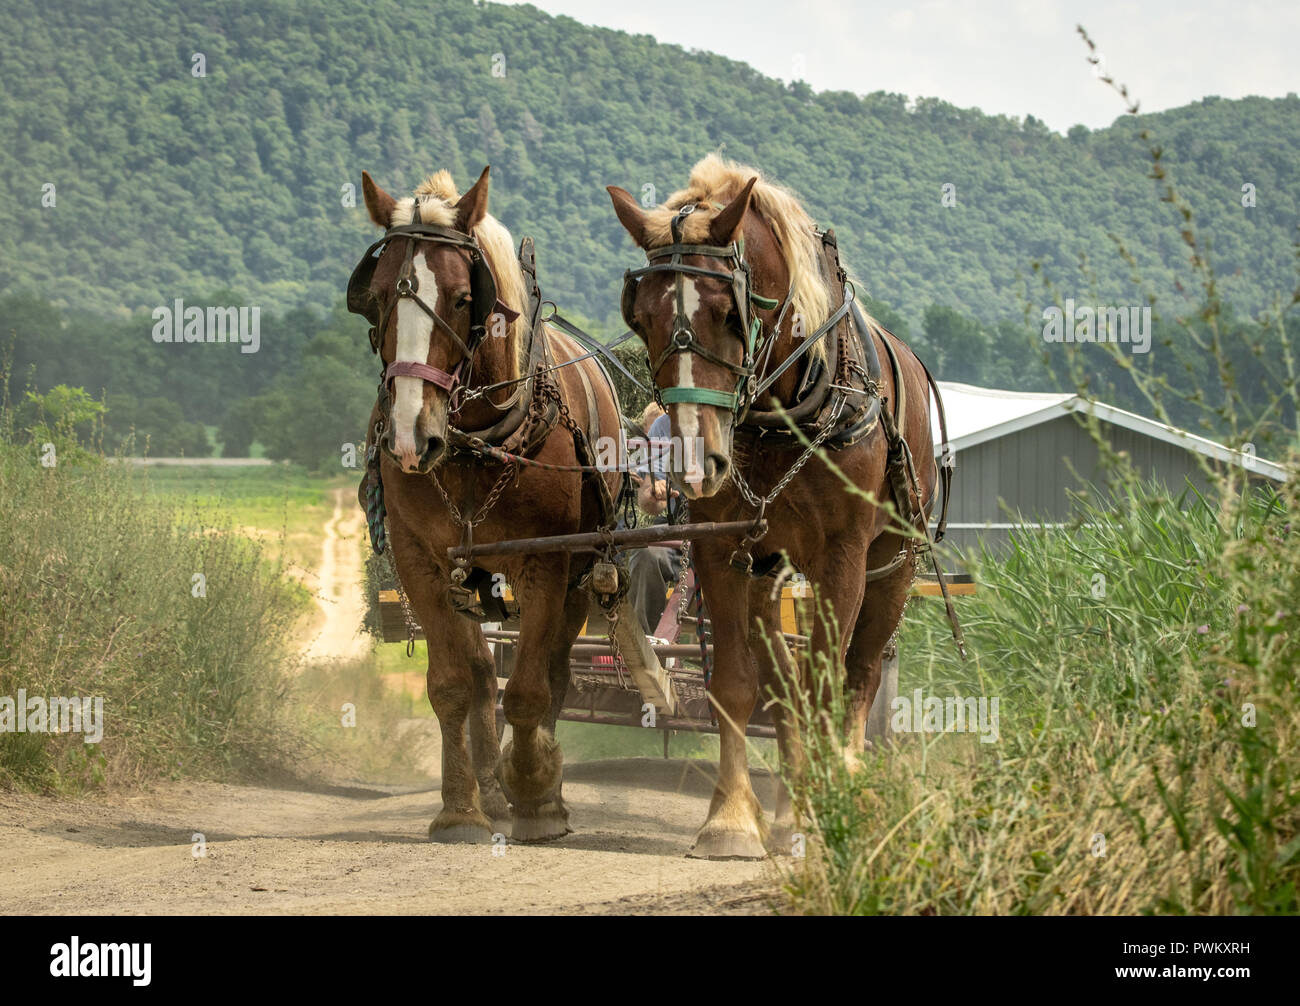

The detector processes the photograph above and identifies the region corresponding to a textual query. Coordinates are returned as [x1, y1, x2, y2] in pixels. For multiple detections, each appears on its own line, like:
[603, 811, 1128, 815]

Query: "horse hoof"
[480, 787, 511, 822]
[495, 734, 563, 809]
[510, 802, 571, 843]
[689, 827, 768, 861]
[428, 809, 494, 844]
[766, 823, 802, 856]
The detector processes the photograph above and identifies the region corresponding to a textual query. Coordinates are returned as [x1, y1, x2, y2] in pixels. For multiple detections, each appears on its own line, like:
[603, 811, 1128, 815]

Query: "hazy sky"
[508, 0, 1299, 132]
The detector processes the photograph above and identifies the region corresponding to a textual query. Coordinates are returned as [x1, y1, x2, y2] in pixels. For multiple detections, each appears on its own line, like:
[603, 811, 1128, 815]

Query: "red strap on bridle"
[384, 358, 462, 392]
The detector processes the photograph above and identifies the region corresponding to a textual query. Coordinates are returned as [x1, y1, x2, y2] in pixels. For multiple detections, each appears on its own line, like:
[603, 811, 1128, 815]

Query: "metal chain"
[673, 539, 694, 623]
[538, 371, 619, 529]
[540, 372, 588, 449]
[727, 290, 867, 513]
[431, 457, 517, 530]
[731, 394, 848, 511]
[381, 526, 422, 657]
[604, 598, 631, 689]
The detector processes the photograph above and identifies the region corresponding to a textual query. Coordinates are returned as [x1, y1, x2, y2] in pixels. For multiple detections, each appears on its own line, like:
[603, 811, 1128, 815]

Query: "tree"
[20, 385, 105, 462]
[922, 305, 991, 385]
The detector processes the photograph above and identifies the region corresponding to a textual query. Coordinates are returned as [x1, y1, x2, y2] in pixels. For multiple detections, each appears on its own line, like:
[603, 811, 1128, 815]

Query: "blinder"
[346, 219, 502, 357]
[346, 247, 383, 346]
[619, 273, 639, 333]
[621, 204, 774, 415]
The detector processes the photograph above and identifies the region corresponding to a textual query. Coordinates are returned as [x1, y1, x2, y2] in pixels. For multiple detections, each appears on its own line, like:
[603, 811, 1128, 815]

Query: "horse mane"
[389, 170, 529, 377]
[646, 154, 833, 363]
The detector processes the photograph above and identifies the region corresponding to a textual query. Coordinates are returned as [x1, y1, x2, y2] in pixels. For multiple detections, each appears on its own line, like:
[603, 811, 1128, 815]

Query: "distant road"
[108, 457, 277, 467]
[303, 487, 369, 664]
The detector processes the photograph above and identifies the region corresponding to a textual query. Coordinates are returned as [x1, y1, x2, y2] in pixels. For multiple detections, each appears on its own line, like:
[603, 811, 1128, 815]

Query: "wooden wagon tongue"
[444, 518, 767, 561]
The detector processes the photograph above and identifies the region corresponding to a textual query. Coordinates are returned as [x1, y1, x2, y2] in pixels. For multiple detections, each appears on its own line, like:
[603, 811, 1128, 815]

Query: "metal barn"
[927, 382, 1288, 556]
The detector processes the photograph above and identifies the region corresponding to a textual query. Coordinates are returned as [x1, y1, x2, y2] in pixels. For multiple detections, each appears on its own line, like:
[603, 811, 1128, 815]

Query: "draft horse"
[351, 166, 623, 842]
[608, 155, 955, 859]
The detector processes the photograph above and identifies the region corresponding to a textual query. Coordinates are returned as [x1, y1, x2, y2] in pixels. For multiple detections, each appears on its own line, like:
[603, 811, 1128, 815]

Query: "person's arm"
[640, 412, 680, 516]
[636, 472, 669, 515]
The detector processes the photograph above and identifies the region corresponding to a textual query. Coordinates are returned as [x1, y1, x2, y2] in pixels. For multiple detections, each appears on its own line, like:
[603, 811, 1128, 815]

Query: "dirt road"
[303, 487, 370, 664]
[0, 485, 783, 915]
[0, 750, 781, 915]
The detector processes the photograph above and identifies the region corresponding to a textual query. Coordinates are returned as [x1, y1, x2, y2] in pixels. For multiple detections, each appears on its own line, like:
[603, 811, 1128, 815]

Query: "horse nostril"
[705, 452, 730, 483]
[424, 436, 447, 464]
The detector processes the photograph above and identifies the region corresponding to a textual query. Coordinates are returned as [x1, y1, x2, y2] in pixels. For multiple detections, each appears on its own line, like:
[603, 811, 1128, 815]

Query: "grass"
[142, 463, 349, 571]
[770, 478, 1299, 914]
[0, 436, 311, 791]
[763, 37, 1300, 915]
[0, 397, 445, 792]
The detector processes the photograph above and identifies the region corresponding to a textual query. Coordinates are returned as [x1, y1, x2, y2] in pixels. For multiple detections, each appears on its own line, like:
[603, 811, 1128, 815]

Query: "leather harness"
[622, 209, 965, 655]
[624, 215, 953, 543]
[355, 217, 625, 620]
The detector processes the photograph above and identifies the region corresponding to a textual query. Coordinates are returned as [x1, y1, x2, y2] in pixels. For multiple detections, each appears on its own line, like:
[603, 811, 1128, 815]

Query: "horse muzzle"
[676, 451, 731, 499]
[383, 358, 460, 473]
[386, 428, 445, 475]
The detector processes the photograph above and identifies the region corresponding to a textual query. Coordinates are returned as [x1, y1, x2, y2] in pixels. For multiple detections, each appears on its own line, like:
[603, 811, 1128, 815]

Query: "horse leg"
[803, 538, 869, 769]
[545, 584, 588, 733]
[845, 538, 913, 755]
[496, 554, 571, 842]
[464, 621, 509, 823]
[688, 542, 767, 860]
[748, 584, 804, 854]
[391, 548, 494, 844]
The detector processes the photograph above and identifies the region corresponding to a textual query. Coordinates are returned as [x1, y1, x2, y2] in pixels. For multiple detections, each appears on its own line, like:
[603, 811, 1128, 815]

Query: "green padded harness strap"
[659, 386, 739, 409]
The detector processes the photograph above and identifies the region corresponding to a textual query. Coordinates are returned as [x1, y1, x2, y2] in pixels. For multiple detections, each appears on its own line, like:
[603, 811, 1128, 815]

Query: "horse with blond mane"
[609, 155, 952, 858]
[351, 166, 623, 843]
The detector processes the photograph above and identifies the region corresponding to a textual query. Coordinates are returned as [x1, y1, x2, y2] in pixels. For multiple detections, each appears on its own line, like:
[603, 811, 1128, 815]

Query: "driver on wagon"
[624, 402, 685, 635]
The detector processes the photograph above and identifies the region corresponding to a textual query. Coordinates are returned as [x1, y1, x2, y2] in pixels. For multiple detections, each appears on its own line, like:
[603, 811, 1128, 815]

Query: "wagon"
[374, 525, 974, 747]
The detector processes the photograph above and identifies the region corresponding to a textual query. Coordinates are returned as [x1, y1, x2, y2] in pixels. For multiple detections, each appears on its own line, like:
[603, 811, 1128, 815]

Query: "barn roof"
[930, 381, 1288, 483]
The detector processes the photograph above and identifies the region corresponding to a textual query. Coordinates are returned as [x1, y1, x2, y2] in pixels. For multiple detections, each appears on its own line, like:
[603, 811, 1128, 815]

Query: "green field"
[141, 463, 349, 571]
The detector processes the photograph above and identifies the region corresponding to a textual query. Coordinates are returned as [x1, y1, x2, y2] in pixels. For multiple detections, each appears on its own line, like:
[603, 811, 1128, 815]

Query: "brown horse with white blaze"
[609, 155, 942, 859]
[355, 166, 622, 843]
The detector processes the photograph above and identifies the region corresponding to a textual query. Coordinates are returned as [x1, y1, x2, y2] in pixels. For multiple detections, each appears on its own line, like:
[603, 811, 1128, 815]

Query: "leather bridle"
[347, 200, 515, 396]
[621, 203, 851, 420]
[622, 205, 775, 415]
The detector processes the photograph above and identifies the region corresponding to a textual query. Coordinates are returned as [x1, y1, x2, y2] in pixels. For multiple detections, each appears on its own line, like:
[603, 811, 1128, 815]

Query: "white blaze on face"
[672, 278, 702, 448]
[391, 254, 441, 469]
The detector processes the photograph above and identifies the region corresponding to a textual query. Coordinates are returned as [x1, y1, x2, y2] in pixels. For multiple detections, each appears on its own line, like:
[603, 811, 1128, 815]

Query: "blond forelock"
[389, 170, 529, 374]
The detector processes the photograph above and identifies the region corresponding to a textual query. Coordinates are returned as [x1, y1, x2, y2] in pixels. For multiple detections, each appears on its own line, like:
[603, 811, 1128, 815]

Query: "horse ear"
[361, 171, 396, 228]
[607, 186, 650, 248]
[708, 177, 757, 245]
[454, 166, 491, 233]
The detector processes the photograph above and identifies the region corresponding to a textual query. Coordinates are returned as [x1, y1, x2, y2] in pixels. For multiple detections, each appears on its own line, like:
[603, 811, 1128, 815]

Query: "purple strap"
[385, 358, 461, 392]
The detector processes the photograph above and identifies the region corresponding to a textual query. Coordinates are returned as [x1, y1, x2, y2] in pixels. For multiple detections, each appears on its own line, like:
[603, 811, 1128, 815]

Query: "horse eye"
[454, 293, 471, 310]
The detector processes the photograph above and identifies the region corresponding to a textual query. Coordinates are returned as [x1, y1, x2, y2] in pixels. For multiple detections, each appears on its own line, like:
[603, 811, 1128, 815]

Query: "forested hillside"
[3, 0, 1297, 329]
[3, 0, 1297, 466]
